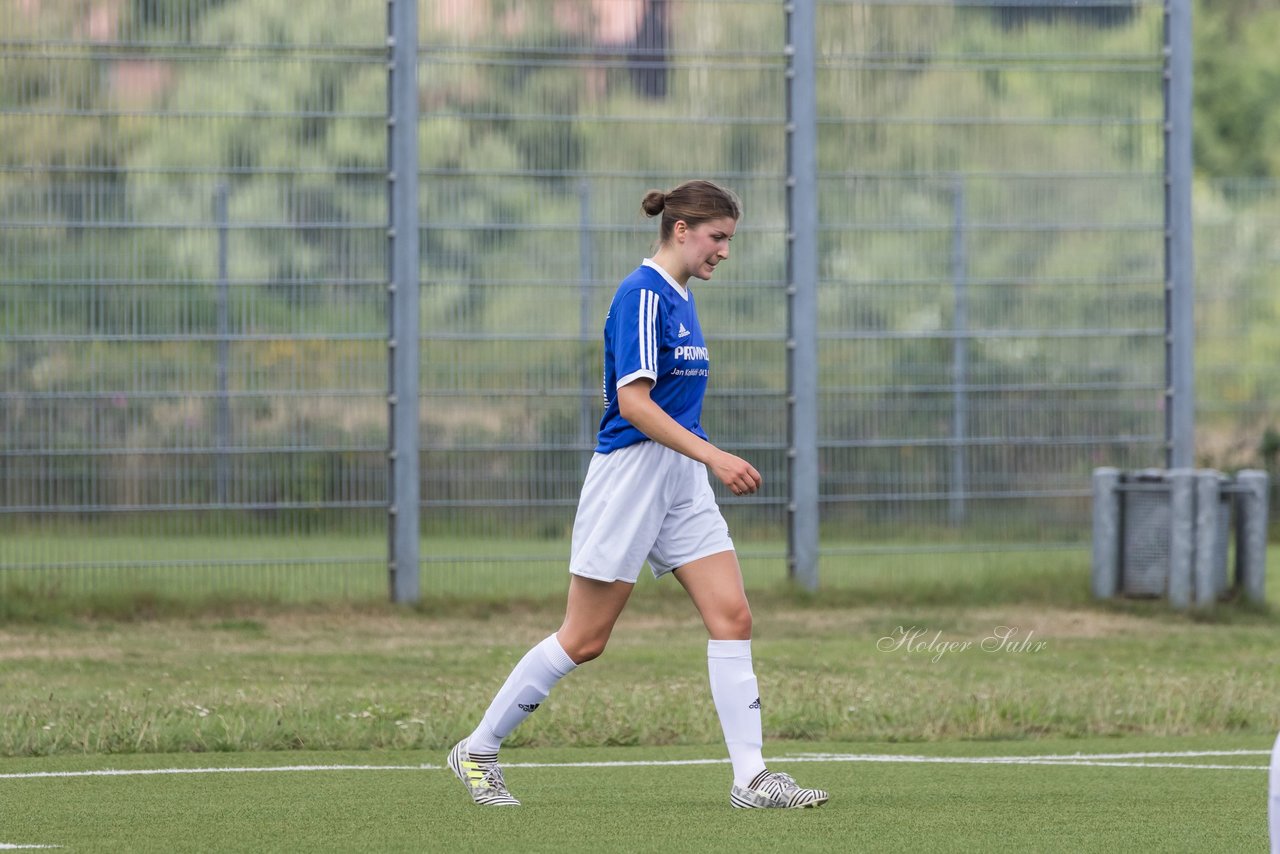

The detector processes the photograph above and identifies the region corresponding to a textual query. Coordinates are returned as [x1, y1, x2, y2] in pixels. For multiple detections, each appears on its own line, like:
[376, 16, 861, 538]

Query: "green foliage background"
[2, 0, 1278, 543]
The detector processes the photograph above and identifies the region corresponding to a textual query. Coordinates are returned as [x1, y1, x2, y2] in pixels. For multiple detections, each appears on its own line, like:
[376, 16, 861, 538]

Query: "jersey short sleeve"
[610, 285, 662, 391]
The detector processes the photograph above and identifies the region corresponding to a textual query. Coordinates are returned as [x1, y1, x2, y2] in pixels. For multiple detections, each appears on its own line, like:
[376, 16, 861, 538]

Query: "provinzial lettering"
[674, 345, 709, 361]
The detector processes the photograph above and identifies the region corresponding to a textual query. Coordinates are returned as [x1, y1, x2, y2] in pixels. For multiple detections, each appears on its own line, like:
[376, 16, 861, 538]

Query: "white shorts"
[569, 440, 735, 583]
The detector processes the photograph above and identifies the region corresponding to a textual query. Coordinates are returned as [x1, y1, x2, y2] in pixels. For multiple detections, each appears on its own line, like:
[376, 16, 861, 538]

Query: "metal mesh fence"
[417, 0, 1171, 595]
[1, 1, 389, 599]
[1196, 180, 1280, 455]
[1, 0, 1268, 602]
[1196, 178, 1280, 524]
[812, 1, 1169, 573]
[418, 1, 790, 596]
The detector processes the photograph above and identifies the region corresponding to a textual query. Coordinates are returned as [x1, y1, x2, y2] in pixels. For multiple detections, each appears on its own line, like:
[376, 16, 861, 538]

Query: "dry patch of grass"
[2, 600, 1277, 757]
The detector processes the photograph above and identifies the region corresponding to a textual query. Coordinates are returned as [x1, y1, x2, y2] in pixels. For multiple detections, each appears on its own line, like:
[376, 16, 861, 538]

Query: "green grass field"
[2, 542, 1277, 851]
[4, 594, 1279, 757]
[0, 737, 1271, 852]
[4, 531, 1274, 608]
[0, 534, 1160, 611]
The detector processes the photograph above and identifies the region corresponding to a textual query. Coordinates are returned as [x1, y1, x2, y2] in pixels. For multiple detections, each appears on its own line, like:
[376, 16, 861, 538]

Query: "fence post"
[387, 0, 421, 603]
[1091, 467, 1120, 599]
[1235, 469, 1269, 605]
[213, 181, 232, 506]
[578, 180, 596, 454]
[785, 0, 820, 591]
[1164, 0, 1195, 468]
[1192, 470, 1221, 608]
[1167, 468, 1194, 609]
[950, 175, 969, 525]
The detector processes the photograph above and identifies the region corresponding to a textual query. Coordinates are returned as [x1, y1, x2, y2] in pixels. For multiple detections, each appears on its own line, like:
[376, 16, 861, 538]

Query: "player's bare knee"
[711, 603, 752, 639]
[561, 634, 608, 664]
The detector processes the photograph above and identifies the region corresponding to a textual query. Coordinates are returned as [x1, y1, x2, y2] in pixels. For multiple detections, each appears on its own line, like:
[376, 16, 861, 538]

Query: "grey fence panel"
[8, 0, 1263, 601]
[1196, 178, 1280, 521]
[0, 2, 389, 599]
[814, 0, 1169, 566]
[418, 1, 790, 596]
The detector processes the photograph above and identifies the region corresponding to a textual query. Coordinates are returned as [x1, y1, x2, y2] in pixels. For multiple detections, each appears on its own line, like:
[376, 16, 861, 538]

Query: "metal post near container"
[1193, 470, 1221, 608]
[1235, 469, 1269, 605]
[1166, 468, 1195, 610]
[1091, 467, 1120, 599]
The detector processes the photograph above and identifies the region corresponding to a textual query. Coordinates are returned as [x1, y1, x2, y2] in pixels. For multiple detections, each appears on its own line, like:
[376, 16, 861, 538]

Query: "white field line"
[0, 749, 1268, 781]
[0, 845, 62, 849]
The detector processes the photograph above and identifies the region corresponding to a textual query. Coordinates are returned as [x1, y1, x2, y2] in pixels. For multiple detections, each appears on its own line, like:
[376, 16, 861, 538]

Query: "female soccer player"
[448, 179, 829, 810]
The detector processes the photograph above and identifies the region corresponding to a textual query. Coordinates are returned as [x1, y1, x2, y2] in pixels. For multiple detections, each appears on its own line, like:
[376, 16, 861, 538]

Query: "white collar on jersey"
[641, 258, 689, 301]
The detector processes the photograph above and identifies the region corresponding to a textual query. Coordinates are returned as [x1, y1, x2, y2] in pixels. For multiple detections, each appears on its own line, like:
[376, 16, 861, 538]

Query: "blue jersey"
[595, 260, 711, 453]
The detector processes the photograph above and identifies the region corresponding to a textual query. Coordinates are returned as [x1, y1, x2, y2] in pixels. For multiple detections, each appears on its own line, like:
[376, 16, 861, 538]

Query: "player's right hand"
[711, 452, 762, 496]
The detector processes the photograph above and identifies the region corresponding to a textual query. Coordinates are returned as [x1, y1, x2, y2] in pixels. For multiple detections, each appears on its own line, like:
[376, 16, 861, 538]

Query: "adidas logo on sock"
[748, 697, 761, 710]
[518, 702, 541, 713]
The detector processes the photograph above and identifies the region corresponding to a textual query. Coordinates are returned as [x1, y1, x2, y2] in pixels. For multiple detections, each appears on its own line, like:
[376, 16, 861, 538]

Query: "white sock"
[467, 633, 577, 756]
[707, 638, 767, 788]
[1270, 729, 1280, 854]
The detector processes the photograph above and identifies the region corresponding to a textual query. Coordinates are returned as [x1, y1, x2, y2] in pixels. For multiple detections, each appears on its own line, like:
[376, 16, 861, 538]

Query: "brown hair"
[641, 180, 741, 244]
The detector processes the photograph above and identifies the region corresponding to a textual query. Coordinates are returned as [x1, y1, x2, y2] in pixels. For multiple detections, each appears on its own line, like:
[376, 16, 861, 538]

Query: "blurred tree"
[1194, 0, 1280, 178]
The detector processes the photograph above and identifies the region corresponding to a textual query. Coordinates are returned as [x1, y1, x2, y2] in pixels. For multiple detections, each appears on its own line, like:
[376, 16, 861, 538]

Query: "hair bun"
[641, 190, 666, 217]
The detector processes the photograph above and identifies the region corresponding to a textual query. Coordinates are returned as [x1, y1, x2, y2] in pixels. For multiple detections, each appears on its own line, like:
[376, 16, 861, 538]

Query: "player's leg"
[448, 620, 580, 806]
[449, 576, 632, 806]
[672, 549, 761, 774]
[672, 548, 752, 639]
[556, 573, 636, 663]
[464, 575, 631, 754]
[673, 549, 828, 809]
[450, 443, 663, 806]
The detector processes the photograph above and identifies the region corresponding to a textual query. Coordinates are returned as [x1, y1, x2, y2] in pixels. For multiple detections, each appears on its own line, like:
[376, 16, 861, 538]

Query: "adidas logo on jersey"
[677, 322, 691, 338]
[518, 702, 540, 713]
[748, 697, 761, 710]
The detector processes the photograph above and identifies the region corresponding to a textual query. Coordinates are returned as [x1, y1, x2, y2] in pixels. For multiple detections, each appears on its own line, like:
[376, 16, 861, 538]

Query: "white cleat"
[730, 769, 829, 809]
[447, 738, 521, 806]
